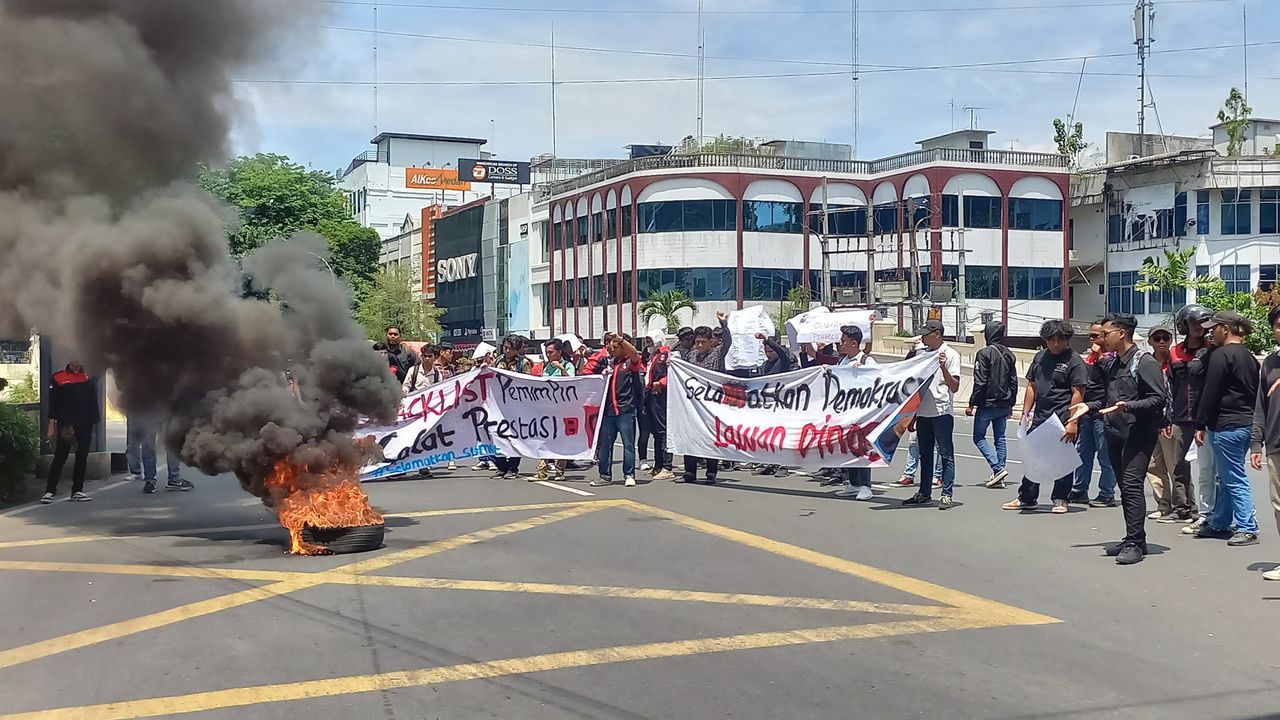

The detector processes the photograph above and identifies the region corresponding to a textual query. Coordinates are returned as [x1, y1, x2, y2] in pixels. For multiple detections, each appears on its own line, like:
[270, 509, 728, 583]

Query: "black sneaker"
[753, 466, 776, 476]
[1194, 525, 1234, 540]
[1115, 543, 1145, 565]
[1227, 531, 1260, 547]
[143, 481, 157, 494]
[165, 478, 195, 491]
[903, 492, 934, 506]
[490, 470, 506, 480]
[1105, 541, 1148, 557]
[1067, 491, 1090, 505]
[1089, 496, 1118, 508]
[1156, 511, 1193, 524]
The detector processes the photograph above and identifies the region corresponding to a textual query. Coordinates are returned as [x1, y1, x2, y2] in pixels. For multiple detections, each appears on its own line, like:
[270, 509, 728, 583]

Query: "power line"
[321, 0, 1244, 15]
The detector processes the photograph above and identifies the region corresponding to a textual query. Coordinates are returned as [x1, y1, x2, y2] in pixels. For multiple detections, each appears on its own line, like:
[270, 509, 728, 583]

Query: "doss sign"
[457, 158, 531, 185]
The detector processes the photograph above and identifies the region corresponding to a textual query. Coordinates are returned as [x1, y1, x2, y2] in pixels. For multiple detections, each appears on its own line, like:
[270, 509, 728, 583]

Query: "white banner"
[666, 354, 939, 468]
[725, 305, 776, 370]
[786, 306, 876, 349]
[358, 368, 605, 480]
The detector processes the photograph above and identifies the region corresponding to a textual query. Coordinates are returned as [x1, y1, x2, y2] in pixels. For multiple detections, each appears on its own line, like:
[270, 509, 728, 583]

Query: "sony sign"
[437, 253, 479, 284]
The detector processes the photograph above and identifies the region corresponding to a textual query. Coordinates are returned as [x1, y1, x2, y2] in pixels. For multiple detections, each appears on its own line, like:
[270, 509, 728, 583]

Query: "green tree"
[356, 265, 443, 342]
[1216, 87, 1252, 156]
[1195, 281, 1277, 355]
[1052, 119, 1088, 163]
[771, 285, 813, 329]
[0, 373, 39, 404]
[200, 154, 381, 291]
[1135, 248, 1218, 297]
[638, 290, 697, 334]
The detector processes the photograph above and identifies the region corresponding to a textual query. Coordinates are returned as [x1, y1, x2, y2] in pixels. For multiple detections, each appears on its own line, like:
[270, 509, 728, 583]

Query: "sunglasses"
[1150, 334, 1172, 342]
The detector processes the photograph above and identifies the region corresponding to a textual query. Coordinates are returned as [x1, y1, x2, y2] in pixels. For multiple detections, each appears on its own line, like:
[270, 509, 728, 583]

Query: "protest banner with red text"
[358, 367, 604, 480]
[666, 355, 938, 468]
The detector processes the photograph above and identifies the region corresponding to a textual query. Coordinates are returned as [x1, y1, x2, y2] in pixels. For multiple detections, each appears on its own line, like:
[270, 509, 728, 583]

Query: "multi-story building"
[340, 132, 528, 240]
[541, 130, 1071, 341]
[1071, 119, 1280, 330]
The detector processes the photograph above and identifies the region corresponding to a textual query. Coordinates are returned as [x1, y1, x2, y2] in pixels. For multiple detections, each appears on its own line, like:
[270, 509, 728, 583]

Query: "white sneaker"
[653, 469, 675, 481]
[40, 492, 54, 504]
[639, 462, 652, 472]
[856, 486, 874, 501]
[473, 461, 491, 471]
[70, 492, 92, 502]
[1147, 510, 1163, 520]
[624, 476, 636, 487]
[1263, 568, 1280, 581]
[447, 461, 458, 470]
[834, 484, 859, 497]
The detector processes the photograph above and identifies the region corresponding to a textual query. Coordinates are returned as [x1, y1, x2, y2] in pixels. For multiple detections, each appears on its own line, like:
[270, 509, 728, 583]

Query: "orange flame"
[265, 459, 384, 555]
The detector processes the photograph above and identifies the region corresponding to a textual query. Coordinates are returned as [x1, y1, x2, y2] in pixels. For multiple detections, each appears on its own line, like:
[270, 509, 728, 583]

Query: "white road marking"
[1, 479, 132, 517]
[533, 480, 595, 497]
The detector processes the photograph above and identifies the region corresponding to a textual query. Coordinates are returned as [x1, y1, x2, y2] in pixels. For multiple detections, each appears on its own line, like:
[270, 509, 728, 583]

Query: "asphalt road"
[1, 426, 1278, 720]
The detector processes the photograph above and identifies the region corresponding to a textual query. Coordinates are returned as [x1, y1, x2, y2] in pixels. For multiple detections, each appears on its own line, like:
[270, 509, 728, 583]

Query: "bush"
[1197, 283, 1278, 355]
[0, 404, 40, 501]
[1, 372, 39, 404]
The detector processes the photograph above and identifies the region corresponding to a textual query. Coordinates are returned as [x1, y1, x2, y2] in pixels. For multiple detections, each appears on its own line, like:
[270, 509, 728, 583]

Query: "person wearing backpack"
[967, 321, 1018, 489]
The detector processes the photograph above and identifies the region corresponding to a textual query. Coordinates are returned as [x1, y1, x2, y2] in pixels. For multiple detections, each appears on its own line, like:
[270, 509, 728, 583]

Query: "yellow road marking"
[0, 577, 316, 672]
[336, 502, 609, 576]
[0, 500, 608, 551]
[347, 576, 959, 617]
[615, 500, 1060, 627]
[0, 506, 603, 672]
[0, 560, 955, 617]
[0, 616, 990, 720]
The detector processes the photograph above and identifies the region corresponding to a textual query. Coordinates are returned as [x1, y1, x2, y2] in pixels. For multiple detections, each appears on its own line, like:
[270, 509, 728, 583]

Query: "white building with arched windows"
[535, 130, 1071, 343]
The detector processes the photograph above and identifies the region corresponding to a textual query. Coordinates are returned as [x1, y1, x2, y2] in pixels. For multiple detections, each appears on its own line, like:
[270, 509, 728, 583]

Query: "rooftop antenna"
[962, 106, 988, 130]
[697, 0, 705, 149]
[550, 22, 558, 159]
[852, 0, 860, 158]
[949, 97, 955, 131]
[1133, 0, 1156, 150]
[1242, 1, 1249, 105]
[373, 1, 380, 136]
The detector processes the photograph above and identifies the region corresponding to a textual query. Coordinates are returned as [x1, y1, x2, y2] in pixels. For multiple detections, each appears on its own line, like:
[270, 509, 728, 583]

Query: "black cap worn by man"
[914, 319, 946, 337]
[1202, 310, 1248, 329]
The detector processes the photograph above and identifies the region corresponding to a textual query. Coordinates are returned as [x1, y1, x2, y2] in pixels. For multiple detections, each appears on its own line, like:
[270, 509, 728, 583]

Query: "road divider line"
[0, 617, 990, 720]
[532, 480, 595, 496]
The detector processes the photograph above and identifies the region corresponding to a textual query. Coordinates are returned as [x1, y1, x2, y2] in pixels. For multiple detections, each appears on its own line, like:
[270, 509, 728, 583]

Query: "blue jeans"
[126, 418, 182, 482]
[597, 411, 636, 480]
[903, 434, 942, 480]
[1073, 415, 1117, 499]
[1199, 430, 1218, 517]
[916, 414, 956, 498]
[1208, 426, 1258, 532]
[972, 407, 1010, 474]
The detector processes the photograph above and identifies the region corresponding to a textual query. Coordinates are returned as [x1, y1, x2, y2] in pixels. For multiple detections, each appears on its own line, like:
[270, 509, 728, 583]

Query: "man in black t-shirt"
[1004, 320, 1088, 514]
[384, 325, 420, 383]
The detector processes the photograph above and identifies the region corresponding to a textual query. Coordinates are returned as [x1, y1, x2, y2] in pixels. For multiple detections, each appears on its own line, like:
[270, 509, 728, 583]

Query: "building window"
[1221, 189, 1251, 235]
[743, 201, 803, 233]
[1007, 198, 1063, 231]
[941, 194, 959, 227]
[539, 221, 550, 262]
[742, 269, 804, 301]
[1107, 208, 1125, 244]
[1261, 188, 1279, 235]
[637, 268, 737, 301]
[638, 199, 736, 233]
[578, 276, 590, 306]
[908, 197, 931, 230]
[1148, 288, 1187, 314]
[1196, 265, 1209, 280]
[965, 266, 1002, 300]
[1196, 190, 1210, 235]
[564, 279, 574, 308]
[540, 283, 551, 327]
[1174, 192, 1188, 237]
[592, 274, 606, 305]
[1259, 264, 1280, 292]
[1221, 264, 1251, 295]
[621, 204, 633, 237]
[1153, 208, 1175, 239]
[592, 212, 604, 243]
[606, 208, 617, 240]
[622, 270, 634, 302]
[1107, 271, 1144, 314]
[576, 216, 588, 246]
[1007, 267, 1063, 300]
[963, 195, 1002, 229]
[808, 205, 868, 236]
[872, 203, 898, 234]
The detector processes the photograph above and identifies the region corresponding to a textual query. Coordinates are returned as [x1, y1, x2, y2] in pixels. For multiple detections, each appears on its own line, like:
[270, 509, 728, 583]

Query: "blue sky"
[231, 0, 1280, 174]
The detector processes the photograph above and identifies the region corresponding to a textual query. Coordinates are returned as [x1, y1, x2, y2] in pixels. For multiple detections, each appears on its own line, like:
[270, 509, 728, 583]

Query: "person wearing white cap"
[903, 320, 961, 510]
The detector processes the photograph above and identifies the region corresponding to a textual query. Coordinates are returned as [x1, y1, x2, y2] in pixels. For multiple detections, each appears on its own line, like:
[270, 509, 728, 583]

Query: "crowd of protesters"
[371, 309, 1280, 577]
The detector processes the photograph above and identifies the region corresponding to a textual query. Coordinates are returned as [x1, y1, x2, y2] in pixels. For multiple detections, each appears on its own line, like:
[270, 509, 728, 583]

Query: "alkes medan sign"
[437, 253, 478, 283]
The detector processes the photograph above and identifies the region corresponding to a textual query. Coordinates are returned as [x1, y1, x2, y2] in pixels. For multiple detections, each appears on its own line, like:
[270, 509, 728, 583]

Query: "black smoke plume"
[0, 0, 401, 497]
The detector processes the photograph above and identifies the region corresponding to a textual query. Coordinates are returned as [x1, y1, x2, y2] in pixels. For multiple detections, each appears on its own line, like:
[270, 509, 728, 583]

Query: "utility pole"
[907, 198, 921, 329]
[1134, 0, 1155, 146]
[550, 22, 558, 159]
[821, 177, 832, 306]
[851, 0, 860, 158]
[957, 191, 969, 340]
[697, 0, 705, 148]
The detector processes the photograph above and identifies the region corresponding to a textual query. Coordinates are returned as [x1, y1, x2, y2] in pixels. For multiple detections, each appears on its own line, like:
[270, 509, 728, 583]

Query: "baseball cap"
[1147, 324, 1175, 340]
[1202, 310, 1247, 329]
[913, 319, 946, 336]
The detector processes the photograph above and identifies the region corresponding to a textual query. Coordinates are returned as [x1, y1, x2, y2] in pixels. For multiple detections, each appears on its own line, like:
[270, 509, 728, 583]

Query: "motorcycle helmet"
[1174, 304, 1212, 335]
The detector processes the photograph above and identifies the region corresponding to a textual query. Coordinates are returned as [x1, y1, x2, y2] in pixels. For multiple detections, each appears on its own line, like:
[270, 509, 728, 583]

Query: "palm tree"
[1136, 247, 1220, 321]
[638, 290, 697, 334]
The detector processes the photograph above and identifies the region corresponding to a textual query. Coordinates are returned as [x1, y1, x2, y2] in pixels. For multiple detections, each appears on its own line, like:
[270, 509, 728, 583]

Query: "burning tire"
[300, 523, 385, 554]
